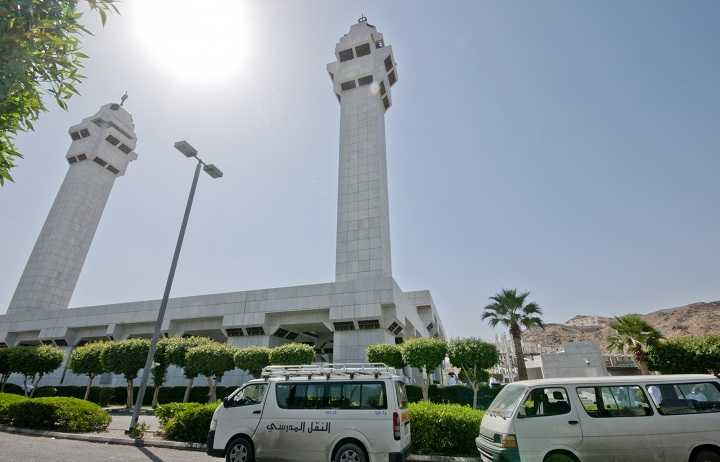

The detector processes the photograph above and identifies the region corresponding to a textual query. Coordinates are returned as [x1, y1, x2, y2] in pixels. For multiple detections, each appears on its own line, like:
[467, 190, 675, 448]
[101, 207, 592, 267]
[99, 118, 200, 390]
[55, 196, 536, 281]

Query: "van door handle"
[252, 410, 261, 415]
[568, 420, 579, 425]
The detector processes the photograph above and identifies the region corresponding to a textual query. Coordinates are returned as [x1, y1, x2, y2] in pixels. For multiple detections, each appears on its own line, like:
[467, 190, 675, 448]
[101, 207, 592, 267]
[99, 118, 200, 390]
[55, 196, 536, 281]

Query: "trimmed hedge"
[409, 401, 484, 456]
[0, 383, 24, 396]
[0, 392, 27, 423]
[7, 397, 110, 432]
[160, 402, 220, 443]
[406, 384, 501, 409]
[155, 402, 203, 427]
[649, 335, 720, 374]
[26, 385, 236, 406]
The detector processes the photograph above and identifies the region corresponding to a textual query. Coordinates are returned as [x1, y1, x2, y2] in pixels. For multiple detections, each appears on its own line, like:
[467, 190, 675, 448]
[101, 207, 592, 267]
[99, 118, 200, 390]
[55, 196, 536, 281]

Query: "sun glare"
[133, 0, 251, 83]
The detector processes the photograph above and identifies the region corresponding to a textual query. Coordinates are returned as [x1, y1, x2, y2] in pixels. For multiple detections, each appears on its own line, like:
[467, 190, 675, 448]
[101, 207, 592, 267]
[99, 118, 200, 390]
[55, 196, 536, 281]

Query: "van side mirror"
[516, 407, 527, 419]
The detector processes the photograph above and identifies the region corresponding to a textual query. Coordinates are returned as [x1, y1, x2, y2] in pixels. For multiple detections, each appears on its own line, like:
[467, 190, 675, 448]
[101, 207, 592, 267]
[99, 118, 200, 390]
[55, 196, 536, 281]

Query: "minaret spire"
[7, 103, 138, 313]
[327, 21, 398, 282]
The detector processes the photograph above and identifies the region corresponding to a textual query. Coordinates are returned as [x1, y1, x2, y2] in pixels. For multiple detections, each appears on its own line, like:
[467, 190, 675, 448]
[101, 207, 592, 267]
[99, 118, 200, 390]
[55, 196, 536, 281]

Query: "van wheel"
[545, 453, 578, 462]
[694, 449, 720, 462]
[334, 442, 367, 462]
[226, 437, 253, 462]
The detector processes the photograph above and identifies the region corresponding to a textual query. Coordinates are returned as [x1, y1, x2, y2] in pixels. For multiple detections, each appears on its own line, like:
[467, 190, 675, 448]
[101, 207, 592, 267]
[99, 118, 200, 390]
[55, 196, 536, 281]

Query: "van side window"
[521, 387, 571, 417]
[577, 386, 653, 418]
[276, 381, 387, 410]
[228, 383, 267, 407]
[646, 382, 720, 415]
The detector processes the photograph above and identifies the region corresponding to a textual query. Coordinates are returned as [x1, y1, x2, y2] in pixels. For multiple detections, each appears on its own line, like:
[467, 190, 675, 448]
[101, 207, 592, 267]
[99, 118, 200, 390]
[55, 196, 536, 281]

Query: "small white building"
[525, 342, 609, 379]
[0, 18, 445, 388]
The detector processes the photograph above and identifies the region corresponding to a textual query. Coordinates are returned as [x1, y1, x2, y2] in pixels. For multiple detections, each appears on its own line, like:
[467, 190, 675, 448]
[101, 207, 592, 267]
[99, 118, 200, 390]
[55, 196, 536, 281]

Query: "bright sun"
[133, 0, 251, 83]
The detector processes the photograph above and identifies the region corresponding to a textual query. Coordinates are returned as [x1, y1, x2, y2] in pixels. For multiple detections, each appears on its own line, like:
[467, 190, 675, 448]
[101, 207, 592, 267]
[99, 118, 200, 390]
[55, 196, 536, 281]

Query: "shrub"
[448, 338, 499, 408]
[269, 343, 315, 365]
[234, 347, 271, 377]
[155, 402, 203, 427]
[649, 335, 720, 374]
[0, 392, 27, 424]
[162, 402, 219, 443]
[406, 384, 501, 409]
[409, 401, 484, 456]
[34, 386, 58, 397]
[366, 344, 405, 369]
[8, 397, 110, 432]
[1, 383, 24, 396]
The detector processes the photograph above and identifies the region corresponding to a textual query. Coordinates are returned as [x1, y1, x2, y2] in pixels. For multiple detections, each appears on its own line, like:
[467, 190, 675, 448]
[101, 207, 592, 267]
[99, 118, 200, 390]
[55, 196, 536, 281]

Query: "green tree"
[165, 336, 212, 403]
[366, 344, 406, 370]
[9, 345, 64, 397]
[68, 341, 107, 401]
[234, 347, 271, 378]
[607, 314, 663, 375]
[100, 339, 150, 408]
[185, 343, 236, 402]
[648, 335, 720, 374]
[269, 343, 315, 365]
[0, 348, 12, 392]
[150, 338, 172, 407]
[482, 289, 544, 381]
[0, 0, 119, 184]
[447, 338, 499, 408]
[401, 337, 447, 400]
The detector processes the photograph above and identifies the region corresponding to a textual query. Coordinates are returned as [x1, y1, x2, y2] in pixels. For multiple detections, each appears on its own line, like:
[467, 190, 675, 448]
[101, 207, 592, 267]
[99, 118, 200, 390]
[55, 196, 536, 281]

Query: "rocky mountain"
[522, 301, 720, 353]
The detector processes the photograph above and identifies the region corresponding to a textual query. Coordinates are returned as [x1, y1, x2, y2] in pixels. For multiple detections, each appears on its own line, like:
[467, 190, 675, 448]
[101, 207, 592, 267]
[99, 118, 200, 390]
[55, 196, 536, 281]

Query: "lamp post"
[129, 141, 223, 431]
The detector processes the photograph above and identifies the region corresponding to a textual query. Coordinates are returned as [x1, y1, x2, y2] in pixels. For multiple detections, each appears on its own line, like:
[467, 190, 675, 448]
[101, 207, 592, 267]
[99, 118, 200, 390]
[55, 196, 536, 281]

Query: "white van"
[207, 364, 412, 462]
[476, 374, 720, 462]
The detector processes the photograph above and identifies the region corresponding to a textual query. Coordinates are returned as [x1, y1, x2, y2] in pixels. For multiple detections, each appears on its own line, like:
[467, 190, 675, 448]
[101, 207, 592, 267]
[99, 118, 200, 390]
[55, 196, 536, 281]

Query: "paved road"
[0, 432, 215, 462]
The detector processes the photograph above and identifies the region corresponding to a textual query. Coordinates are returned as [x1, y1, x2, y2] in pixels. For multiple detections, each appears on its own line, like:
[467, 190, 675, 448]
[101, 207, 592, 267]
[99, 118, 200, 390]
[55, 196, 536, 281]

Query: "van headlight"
[210, 418, 218, 431]
[500, 434, 518, 449]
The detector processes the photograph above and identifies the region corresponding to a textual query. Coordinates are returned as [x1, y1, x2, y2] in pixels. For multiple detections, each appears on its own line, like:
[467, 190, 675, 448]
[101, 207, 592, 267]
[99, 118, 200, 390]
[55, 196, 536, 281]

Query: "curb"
[0, 425, 205, 451]
[0, 425, 482, 461]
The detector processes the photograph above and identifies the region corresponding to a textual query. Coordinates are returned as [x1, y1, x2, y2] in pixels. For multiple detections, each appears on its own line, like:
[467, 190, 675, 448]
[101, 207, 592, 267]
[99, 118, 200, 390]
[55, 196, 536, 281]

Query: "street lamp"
[129, 141, 222, 431]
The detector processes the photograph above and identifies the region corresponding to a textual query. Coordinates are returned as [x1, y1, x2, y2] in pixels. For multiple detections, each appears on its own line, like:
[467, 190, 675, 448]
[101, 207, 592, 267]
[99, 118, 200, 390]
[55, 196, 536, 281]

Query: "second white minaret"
[328, 18, 398, 282]
[7, 102, 138, 313]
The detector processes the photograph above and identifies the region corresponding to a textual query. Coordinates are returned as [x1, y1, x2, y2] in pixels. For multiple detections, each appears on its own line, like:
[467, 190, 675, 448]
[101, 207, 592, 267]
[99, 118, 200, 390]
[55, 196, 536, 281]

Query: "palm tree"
[482, 289, 544, 381]
[607, 314, 662, 375]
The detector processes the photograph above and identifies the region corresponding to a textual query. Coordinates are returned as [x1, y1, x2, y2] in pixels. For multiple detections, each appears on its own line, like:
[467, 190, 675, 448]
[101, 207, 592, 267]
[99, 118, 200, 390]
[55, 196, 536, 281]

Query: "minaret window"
[384, 56, 393, 71]
[80, 128, 90, 138]
[379, 81, 386, 96]
[106, 165, 120, 175]
[70, 132, 81, 141]
[341, 80, 357, 91]
[339, 48, 354, 62]
[77, 154, 87, 161]
[383, 96, 391, 110]
[355, 43, 371, 57]
[67, 157, 77, 164]
[388, 70, 397, 86]
[358, 75, 373, 86]
[118, 144, 132, 154]
[105, 135, 120, 146]
[93, 157, 107, 167]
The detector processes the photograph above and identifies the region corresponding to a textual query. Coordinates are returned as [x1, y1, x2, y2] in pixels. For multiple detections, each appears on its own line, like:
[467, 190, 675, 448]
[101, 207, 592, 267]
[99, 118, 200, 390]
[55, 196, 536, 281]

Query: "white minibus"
[207, 364, 412, 462]
[476, 374, 720, 462]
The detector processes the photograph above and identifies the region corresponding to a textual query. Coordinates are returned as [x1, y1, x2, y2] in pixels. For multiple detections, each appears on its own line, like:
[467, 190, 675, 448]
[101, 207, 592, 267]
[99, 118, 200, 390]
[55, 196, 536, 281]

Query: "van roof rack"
[261, 363, 397, 380]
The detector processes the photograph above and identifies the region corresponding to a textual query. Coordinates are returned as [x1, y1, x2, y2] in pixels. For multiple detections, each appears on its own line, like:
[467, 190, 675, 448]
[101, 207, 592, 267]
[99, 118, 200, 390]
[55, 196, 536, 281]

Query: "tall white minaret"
[328, 17, 398, 282]
[7, 102, 138, 313]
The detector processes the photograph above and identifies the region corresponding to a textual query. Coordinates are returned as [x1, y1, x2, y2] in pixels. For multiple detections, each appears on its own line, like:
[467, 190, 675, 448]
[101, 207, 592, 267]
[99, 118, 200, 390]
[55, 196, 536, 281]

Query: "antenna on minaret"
[120, 91, 128, 107]
[358, 14, 367, 23]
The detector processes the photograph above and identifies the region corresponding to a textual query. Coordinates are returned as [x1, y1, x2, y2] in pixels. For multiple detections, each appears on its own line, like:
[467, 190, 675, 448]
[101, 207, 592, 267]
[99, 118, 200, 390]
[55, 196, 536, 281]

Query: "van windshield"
[487, 384, 527, 419]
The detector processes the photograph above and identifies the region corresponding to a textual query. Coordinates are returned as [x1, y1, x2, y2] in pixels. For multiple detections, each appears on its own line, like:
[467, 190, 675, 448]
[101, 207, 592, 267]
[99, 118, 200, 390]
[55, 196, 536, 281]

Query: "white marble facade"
[0, 19, 445, 389]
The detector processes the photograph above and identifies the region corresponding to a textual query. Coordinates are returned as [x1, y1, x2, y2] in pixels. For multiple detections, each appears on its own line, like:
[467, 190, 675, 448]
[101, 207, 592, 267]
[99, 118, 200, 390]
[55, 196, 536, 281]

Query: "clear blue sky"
[1, 1, 718, 340]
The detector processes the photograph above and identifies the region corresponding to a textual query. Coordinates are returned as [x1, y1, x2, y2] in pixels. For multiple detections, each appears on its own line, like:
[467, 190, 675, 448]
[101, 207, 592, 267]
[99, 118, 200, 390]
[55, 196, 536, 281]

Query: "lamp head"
[174, 140, 198, 158]
[203, 163, 223, 179]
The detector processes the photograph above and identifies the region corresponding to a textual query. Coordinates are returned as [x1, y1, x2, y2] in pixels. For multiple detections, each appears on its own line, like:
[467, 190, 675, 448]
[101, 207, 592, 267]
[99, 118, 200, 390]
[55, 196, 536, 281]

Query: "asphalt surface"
[0, 432, 215, 462]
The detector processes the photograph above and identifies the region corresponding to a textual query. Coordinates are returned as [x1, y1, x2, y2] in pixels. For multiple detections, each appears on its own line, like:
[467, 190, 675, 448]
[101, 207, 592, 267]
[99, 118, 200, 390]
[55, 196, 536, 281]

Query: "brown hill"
[522, 301, 720, 353]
